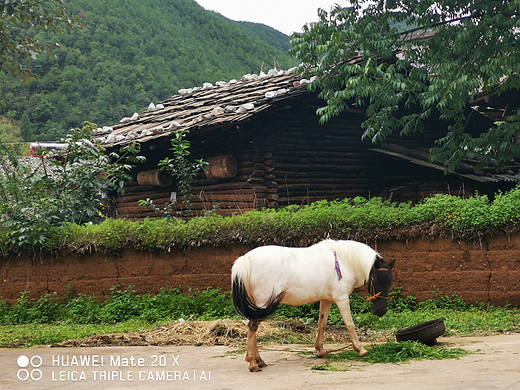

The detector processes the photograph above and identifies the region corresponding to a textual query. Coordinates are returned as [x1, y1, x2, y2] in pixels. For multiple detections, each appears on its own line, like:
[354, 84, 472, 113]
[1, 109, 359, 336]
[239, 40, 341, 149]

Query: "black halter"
[367, 263, 391, 301]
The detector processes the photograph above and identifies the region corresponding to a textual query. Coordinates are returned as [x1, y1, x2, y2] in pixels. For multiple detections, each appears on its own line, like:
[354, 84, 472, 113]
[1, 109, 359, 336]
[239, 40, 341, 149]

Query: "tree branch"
[398, 13, 481, 42]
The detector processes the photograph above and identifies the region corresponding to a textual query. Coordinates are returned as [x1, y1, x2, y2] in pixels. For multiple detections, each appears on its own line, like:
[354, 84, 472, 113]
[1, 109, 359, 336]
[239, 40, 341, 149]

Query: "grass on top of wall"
[55, 186, 520, 254]
[1, 186, 520, 256]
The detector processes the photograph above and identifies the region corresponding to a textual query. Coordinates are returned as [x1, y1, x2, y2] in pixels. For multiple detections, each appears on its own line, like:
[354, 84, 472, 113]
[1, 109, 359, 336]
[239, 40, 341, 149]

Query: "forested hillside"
[0, 0, 297, 142]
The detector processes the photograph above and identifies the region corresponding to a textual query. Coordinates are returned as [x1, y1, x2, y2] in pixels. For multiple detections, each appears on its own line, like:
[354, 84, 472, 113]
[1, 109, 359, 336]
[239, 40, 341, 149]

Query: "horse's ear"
[388, 260, 395, 269]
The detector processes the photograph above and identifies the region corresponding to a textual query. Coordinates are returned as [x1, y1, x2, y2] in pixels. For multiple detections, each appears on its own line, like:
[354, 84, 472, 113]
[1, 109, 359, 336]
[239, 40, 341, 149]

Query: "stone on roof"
[99, 68, 314, 148]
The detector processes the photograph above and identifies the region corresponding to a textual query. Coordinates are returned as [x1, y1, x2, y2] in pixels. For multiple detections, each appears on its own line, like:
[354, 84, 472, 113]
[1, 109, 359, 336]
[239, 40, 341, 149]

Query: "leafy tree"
[291, 0, 520, 171]
[0, 117, 21, 143]
[0, 122, 144, 253]
[19, 112, 32, 140]
[139, 129, 207, 217]
[158, 129, 207, 215]
[0, 0, 79, 81]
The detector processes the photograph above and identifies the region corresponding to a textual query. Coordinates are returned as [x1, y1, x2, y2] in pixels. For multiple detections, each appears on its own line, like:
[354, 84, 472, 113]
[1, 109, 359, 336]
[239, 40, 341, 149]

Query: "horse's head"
[367, 255, 394, 317]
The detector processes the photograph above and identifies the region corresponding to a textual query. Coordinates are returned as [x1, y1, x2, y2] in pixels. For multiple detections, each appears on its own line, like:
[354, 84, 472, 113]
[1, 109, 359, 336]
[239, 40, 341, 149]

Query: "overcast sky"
[194, 1, 345, 35]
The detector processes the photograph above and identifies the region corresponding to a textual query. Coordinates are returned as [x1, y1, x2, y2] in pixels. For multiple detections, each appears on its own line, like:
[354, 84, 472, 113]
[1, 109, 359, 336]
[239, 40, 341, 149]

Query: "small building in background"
[98, 70, 519, 219]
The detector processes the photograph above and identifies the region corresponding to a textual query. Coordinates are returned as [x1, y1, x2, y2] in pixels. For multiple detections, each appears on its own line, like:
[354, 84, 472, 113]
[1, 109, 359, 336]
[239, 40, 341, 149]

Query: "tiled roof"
[0, 156, 62, 180]
[98, 68, 314, 148]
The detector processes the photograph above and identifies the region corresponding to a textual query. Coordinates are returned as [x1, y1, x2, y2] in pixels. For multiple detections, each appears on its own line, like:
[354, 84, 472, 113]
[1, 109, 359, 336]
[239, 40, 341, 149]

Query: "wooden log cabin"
[98, 70, 519, 219]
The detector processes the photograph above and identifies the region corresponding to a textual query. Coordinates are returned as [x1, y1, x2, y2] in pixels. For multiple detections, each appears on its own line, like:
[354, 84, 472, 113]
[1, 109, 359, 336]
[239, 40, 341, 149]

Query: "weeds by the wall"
[1, 286, 519, 334]
[0, 287, 239, 325]
[0, 287, 518, 348]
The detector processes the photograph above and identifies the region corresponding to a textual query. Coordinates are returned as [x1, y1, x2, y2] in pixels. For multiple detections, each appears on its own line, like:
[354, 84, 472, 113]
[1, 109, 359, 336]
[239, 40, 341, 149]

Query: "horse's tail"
[231, 255, 285, 322]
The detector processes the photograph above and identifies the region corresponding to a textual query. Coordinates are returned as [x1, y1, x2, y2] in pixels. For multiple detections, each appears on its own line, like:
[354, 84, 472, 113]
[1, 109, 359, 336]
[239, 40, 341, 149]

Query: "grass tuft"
[312, 340, 469, 370]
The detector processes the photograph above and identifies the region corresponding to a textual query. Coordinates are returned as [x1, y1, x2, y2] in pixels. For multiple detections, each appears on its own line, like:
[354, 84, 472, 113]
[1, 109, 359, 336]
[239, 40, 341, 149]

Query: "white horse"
[231, 239, 393, 372]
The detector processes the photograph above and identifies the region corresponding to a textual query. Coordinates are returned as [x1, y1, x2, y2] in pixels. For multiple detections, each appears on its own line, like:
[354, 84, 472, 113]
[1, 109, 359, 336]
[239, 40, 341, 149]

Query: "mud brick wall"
[1, 236, 519, 306]
[377, 235, 520, 305]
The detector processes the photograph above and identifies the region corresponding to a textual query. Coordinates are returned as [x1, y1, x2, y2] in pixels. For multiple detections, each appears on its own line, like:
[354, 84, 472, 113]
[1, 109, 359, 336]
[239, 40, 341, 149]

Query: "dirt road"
[1, 334, 519, 390]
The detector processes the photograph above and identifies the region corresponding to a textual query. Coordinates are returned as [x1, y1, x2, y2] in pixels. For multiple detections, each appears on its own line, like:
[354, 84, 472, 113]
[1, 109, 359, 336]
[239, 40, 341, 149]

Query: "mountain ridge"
[0, 0, 298, 142]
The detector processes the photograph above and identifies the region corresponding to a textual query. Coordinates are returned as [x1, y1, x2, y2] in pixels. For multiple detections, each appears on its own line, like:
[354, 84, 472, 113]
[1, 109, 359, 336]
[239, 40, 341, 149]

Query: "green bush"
[0, 123, 143, 253]
[100, 287, 145, 323]
[489, 189, 520, 227]
[8, 292, 64, 324]
[190, 288, 236, 319]
[419, 290, 469, 311]
[64, 294, 102, 324]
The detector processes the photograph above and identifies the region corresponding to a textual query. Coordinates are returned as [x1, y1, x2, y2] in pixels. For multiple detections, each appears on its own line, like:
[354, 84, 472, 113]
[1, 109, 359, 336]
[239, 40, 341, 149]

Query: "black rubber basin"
[395, 318, 446, 345]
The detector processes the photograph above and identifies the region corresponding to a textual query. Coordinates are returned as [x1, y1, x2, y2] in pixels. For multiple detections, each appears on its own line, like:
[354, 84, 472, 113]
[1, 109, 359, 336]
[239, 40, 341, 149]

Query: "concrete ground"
[0, 334, 519, 389]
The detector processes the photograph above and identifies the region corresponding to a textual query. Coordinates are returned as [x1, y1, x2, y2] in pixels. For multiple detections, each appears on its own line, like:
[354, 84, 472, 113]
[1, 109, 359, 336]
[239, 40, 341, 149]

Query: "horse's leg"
[336, 298, 368, 357]
[245, 321, 267, 372]
[315, 300, 332, 358]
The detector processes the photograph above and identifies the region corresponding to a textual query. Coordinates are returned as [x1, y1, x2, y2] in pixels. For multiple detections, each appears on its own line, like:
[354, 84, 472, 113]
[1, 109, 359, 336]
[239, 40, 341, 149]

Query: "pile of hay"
[51, 319, 388, 348]
[145, 319, 249, 346]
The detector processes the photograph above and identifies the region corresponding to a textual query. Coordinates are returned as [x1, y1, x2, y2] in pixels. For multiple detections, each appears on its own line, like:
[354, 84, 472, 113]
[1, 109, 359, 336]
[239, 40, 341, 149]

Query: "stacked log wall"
[265, 103, 483, 206]
[114, 127, 262, 219]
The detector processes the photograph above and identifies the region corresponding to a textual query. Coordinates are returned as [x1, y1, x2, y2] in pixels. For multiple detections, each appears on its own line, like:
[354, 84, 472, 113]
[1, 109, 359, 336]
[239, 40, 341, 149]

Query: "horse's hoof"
[317, 350, 328, 358]
[249, 365, 262, 372]
[258, 360, 268, 368]
[358, 348, 368, 357]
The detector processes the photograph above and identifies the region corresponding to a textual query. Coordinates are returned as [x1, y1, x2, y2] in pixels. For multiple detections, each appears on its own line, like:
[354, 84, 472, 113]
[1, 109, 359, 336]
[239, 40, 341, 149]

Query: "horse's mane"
[314, 239, 377, 282]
